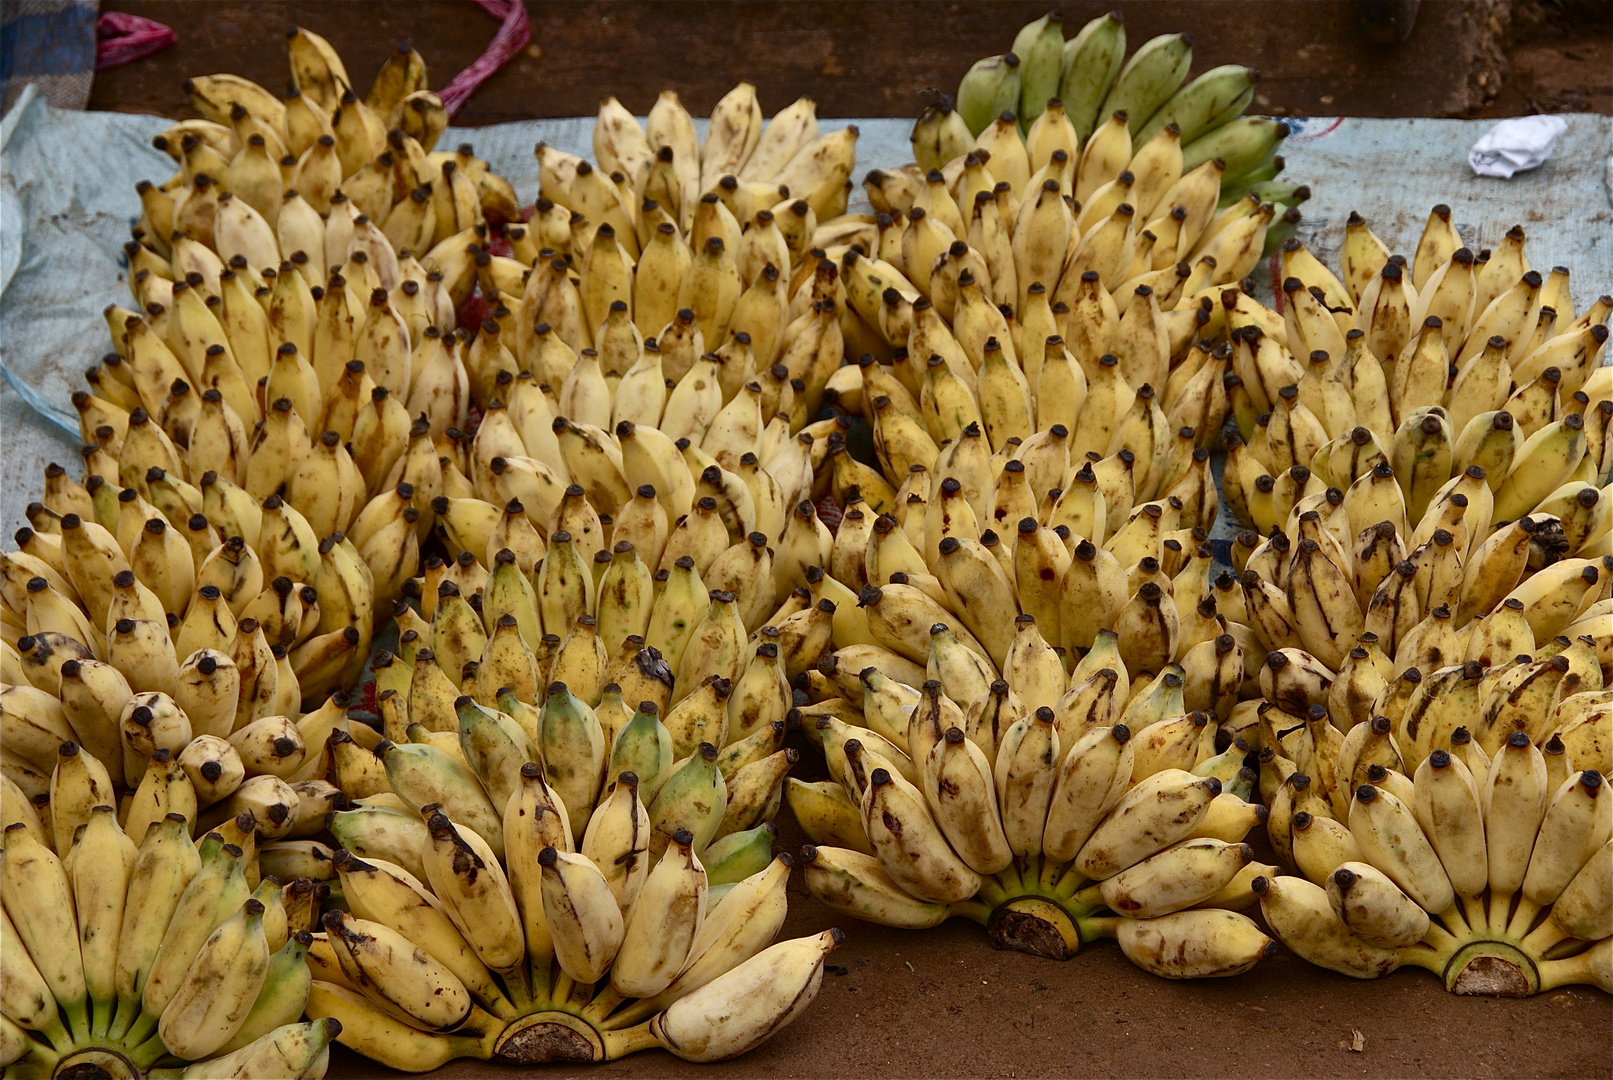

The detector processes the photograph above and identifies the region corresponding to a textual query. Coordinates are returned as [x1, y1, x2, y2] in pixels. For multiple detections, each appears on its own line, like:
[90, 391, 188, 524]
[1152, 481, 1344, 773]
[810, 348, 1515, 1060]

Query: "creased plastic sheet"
[3, 89, 1609, 539]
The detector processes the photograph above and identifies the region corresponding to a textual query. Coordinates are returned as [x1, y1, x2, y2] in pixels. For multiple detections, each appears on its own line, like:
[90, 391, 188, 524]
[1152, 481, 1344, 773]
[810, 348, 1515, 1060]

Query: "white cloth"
[1468, 115, 1569, 178]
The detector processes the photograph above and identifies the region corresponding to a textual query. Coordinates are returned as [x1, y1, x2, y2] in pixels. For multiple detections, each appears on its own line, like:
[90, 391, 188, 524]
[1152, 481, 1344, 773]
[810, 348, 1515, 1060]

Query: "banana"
[1252, 874, 1403, 978]
[538, 845, 625, 984]
[1075, 769, 1220, 879]
[649, 928, 840, 1062]
[1113, 908, 1274, 978]
[1325, 863, 1430, 948]
[1100, 33, 1193, 137]
[157, 897, 270, 1058]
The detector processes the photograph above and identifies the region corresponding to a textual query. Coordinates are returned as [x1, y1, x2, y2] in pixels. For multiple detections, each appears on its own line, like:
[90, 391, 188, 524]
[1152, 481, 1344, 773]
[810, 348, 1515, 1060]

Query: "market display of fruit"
[2, 10, 1611, 1080]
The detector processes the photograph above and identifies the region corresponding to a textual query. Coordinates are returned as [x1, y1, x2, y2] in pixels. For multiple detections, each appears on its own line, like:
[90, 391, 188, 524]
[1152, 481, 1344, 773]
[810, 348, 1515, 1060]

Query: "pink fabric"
[440, 0, 530, 117]
[95, 11, 175, 71]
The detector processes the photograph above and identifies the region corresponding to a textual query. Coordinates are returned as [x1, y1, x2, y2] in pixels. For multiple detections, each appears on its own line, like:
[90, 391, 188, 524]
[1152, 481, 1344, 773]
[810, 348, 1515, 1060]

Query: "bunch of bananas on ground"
[1218, 208, 1611, 543]
[842, 54, 1304, 459]
[1, 709, 340, 1077]
[1195, 207, 1613, 995]
[146, 26, 519, 262]
[261, 639, 830, 1068]
[910, 10, 1295, 224]
[1250, 741, 1609, 995]
[6, 70, 865, 1071]
[538, 84, 858, 264]
[789, 583, 1277, 977]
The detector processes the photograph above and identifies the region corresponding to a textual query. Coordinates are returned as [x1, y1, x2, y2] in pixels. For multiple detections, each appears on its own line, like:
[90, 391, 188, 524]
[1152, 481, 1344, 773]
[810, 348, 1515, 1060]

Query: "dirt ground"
[80, 2, 1613, 1076]
[91, 1, 1612, 123]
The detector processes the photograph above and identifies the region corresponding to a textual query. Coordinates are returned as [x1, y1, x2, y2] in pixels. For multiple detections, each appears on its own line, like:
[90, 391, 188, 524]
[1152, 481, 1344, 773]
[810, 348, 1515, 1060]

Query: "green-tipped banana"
[1136, 64, 1257, 146]
[1181, 115, 1288, 178]
[956, 54, 1022, 137]
[1011, 11, 1066, 134]
[1060, 11, 1127, 144]
[1099, 32, 1193, 135]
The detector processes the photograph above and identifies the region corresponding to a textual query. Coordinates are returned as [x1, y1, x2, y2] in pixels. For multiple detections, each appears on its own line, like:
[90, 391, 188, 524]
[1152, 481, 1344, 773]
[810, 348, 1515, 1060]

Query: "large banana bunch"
[914, 11, 1291, 218]
[792, 620, 1276, 976]
[1200, 207, 1613, 996]
[540, 85, 858, 261]
[292, 678, 834, 1068]
[1219, 209, 1611, 544]
[157, 27, 519, 256]
[0, 720, 338, 1078]
[850, 88, 1304, 468]
[1250, 752, 1609, 995]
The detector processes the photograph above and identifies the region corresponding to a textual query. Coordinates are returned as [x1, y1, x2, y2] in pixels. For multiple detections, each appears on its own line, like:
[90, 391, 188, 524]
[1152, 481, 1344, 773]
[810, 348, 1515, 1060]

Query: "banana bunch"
[9, 459, 378, 710]
[915, 10, 1290, 216]
[0, 722, 338, 1078]
[844, 84, 1304, 482]
[1218, 208, 1611, 543]
[792, 619, 1277, 976]
[540, 84, 858, 263]
[1205, 206, 1613, 996]
[294, 702, 835, 1069]
[1250, 749, 1609, 996]
[151, 26, 519, 266]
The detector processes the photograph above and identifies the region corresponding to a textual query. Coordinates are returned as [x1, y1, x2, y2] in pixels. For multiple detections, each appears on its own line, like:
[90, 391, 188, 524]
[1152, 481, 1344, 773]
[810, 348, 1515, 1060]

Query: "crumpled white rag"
[1468, 115, 1568, 178]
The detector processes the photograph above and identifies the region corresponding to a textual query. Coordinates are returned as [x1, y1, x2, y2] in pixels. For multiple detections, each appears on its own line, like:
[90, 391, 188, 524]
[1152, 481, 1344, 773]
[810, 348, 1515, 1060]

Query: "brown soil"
[91, 1, 1613, 124]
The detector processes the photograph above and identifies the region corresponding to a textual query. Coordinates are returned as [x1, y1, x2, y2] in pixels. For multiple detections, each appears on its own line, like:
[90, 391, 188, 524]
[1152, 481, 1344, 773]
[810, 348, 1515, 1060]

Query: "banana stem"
[1038, 857, 1065, 894]
[1521, 917, 1572, 956]
[947, 898, 994, 925]
[5, 1051, 58, 1080]
[36, 1015, 71, 1053]
[1536, 949, 1594, 992]
[1433, 903, 1469, 939]
[1459, 892, 1488, 934]
[17, 1038, 59, 1071]
[1394, 944, 1448, 973]
[129, 1030, 169, 1070]
[1487, 890, 1515, 934]
[995, 860, 1024, 895]
[599, 1019, 658, 1059]
[1421, 921, 1461, 954]
[89, 995, 114, 1040]
[976, 877, 1010, 907]
[580, 986, 629, 1025]
[1071, 882, 1105, 911]
[1020, 854, 1043, 892]
[62, 998, 92, 1046]
[120, 1010, 159, 1052]
[528, 954, 553, 1008]
[104, 994, 137, 1044]
[1078, 915, 1121, 940]
[450, 1023, 504, 1061]
[1052, 863, 1088, 899]
[1505, 896, 1543, 940]
[499, 962, 534, 1012]
[549, 970, 576, 1015]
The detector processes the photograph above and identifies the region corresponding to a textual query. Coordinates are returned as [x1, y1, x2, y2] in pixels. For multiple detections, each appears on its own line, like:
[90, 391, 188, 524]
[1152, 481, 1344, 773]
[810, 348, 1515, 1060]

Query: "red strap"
[440, 0, 531, 117]
[95, 12, 176, 71]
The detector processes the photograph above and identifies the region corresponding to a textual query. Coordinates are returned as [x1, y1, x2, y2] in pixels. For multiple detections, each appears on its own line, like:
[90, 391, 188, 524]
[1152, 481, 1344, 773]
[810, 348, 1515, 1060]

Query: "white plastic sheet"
[3, 89, 1609, 539]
